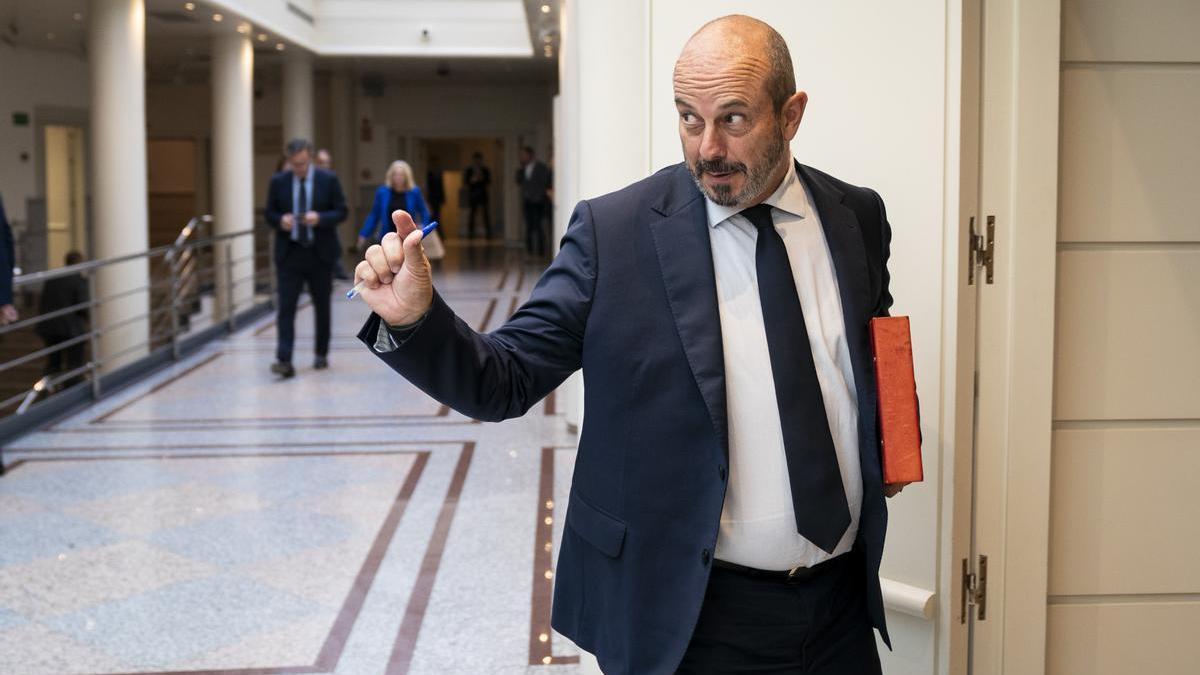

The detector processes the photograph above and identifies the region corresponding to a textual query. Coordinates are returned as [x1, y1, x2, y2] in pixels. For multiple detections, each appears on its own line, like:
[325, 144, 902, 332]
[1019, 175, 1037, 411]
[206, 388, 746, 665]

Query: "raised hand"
[353, 210, 433, 326]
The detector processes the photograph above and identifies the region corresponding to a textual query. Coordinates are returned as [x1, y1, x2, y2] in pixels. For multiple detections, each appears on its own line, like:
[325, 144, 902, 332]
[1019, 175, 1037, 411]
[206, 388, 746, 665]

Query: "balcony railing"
[0, 217, 274, 427]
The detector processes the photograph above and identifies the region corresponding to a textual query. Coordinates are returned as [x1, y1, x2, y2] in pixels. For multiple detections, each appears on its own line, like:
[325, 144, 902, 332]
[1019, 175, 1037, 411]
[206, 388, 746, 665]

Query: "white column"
[89, 0, 150, 372]
[282, 50, 315, 143]
[329, 68, 356, 252]
[211, 31, 255, 318]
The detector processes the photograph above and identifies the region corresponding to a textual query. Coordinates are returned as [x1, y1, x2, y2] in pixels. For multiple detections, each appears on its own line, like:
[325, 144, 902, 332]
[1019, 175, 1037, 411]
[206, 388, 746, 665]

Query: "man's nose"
[699, 126, 726, 161]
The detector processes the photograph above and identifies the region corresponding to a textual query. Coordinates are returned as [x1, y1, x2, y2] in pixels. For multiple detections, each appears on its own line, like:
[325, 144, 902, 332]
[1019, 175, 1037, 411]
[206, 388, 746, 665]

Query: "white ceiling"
[0, 0, 557, 86]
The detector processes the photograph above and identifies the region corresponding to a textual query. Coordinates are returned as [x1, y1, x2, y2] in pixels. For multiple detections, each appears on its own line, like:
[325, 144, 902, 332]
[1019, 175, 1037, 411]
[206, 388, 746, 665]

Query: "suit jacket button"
[701, 548, 711, 566]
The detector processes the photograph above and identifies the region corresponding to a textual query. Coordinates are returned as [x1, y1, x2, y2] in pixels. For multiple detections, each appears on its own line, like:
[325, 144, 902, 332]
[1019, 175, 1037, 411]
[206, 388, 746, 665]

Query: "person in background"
[264, 138, 348, 378]
[425, 156, 446, 225]
[358, 160, 432, 251]
[462, 152, 491, 238]
[515, 145, 553, 258]
[36, 250, 89, 388]
[315, 148, 352, 281]
[0, 193, 16, 326]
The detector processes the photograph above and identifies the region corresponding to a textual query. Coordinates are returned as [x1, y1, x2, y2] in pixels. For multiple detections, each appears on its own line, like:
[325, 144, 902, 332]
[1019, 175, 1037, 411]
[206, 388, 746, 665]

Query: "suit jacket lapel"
[649, 166, 729, 457]
[797, 163, 870, 330]
[797, 163, 879, 455]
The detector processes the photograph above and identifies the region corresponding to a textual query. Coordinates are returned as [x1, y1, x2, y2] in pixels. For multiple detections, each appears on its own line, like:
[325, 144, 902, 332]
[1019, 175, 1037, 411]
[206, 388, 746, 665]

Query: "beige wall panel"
[1054, 250, 1200, 420]
[1048, 427, 1200, 596]
[1046, 602, 1200, 675]
[1058, 67, 1200, 243]
[1062, 0, 1200, 63]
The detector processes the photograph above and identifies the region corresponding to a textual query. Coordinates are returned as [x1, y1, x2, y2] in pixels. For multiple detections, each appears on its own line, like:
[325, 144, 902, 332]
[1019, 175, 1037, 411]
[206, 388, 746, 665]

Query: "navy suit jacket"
[358, 162, 894, 674]
[263, 168, 348, 266]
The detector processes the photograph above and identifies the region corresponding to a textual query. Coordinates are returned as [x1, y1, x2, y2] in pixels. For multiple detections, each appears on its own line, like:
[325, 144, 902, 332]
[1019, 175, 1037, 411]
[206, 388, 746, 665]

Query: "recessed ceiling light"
[275, 42, 285, 51]
[236, 22, 250, 34]
[46, 32, 55, 40]
[257, 33, 268, 42]
[212, 13, 223, 22]
[541, 4, 551, 13]
[184, 2, 195, 10]
[72, 12, 83, 21]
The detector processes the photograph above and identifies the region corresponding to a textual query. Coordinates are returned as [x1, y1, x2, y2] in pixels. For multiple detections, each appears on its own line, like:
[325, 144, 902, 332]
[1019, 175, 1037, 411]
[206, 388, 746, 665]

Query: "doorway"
[418, 137, 505, 242]
[43, 125, 87, 269]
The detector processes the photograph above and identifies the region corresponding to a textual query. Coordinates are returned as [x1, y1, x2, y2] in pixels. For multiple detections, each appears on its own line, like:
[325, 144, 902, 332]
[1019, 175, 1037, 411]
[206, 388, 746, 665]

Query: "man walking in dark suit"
[515, 146, 553, 258]
[37, 250, 89, 388]
[264, 138, 347, 378]
[353, 15, 910, 674]
[0, 193, 17, 326]
[463, 152, 491, 238]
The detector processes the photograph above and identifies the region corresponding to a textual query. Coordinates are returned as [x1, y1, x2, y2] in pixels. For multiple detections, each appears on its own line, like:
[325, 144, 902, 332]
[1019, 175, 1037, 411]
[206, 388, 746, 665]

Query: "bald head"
[675, 15, 796, 115]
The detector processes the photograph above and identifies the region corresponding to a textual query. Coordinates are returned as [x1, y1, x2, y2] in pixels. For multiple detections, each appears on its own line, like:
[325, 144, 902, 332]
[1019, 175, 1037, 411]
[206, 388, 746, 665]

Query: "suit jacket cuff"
[356, 293, 443, 354]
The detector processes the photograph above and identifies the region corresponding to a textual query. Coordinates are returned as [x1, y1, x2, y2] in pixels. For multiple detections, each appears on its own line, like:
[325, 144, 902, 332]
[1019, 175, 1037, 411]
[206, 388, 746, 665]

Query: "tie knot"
[741, 204, 775, 232]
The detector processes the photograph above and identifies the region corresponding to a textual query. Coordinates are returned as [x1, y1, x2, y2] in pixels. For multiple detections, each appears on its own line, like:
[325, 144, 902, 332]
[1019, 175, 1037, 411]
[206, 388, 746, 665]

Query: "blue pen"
[346, 221, 439, 300]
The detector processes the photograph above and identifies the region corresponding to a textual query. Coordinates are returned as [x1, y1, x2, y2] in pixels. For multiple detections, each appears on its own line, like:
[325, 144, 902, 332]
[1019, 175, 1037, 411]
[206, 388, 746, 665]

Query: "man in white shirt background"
[353, 14, 909, 675]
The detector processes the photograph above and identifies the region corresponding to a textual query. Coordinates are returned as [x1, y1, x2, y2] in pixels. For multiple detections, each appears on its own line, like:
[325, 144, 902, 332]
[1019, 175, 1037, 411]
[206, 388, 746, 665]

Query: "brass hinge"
[960, 554, 988, 623]
[967, 215, 995, 285]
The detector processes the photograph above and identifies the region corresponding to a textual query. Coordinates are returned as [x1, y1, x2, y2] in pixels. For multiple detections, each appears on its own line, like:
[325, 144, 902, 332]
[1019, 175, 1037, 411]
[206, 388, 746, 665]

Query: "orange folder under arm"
[869, 316, 924, 484]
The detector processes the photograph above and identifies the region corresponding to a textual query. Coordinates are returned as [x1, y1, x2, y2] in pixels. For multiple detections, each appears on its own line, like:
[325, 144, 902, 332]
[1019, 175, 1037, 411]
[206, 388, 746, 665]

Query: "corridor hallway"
[0, 248, 583, 674]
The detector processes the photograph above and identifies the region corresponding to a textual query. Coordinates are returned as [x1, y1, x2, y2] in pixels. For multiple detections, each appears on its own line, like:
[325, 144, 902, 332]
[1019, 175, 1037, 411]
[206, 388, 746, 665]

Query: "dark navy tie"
[743, 203, 850, 554]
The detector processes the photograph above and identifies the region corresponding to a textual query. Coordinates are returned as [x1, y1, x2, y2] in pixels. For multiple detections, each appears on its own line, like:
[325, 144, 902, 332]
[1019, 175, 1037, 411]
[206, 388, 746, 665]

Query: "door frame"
[945, 0, 1062, 672]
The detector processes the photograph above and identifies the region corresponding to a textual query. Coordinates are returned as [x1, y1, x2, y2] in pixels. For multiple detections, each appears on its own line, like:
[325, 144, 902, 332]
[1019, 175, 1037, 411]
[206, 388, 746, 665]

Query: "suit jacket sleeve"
[360, 186, 386, 239]
[870, 189, 894, 318]
[264, 174, 285, 229]
[410, 186, 431, 226]
[357, 200, 598, 421]
[317, 173, 348, 227]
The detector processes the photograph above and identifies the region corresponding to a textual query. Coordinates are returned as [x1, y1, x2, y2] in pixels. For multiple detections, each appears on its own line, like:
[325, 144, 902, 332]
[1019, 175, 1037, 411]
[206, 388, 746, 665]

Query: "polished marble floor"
[0, 247, 583, 674]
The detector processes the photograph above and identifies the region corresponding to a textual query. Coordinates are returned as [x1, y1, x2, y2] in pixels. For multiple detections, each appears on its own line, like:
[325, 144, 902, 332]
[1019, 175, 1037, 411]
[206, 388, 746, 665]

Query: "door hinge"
[960, 554, 988, 623]
[967, 215, 996, 285]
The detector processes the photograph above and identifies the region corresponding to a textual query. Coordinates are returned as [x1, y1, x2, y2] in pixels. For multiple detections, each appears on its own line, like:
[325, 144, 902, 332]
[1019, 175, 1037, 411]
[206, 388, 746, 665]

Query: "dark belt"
[713, 550, 855, 584]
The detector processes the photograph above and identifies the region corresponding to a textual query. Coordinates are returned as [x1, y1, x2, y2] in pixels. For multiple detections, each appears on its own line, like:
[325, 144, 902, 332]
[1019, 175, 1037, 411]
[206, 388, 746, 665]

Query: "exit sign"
[12, 112, 29, 126]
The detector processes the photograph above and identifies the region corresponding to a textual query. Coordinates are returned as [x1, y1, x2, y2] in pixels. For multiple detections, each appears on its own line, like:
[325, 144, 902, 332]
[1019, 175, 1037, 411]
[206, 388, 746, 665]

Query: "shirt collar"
[704, 158, 806, 228]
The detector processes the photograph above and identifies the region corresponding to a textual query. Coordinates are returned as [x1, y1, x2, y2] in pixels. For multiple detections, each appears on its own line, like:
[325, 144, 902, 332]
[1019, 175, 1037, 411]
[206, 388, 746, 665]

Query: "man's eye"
[680, 112, 697, 124]
[725, 113, 746, 124]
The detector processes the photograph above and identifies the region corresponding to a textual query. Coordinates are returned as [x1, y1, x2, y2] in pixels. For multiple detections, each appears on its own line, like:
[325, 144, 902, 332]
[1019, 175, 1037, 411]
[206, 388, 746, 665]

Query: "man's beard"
[688, 133, 789, 207]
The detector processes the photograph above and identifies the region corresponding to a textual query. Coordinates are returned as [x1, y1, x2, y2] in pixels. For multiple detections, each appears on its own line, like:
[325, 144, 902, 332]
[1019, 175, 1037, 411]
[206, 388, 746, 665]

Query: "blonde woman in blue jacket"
[358, 160, 443, 258]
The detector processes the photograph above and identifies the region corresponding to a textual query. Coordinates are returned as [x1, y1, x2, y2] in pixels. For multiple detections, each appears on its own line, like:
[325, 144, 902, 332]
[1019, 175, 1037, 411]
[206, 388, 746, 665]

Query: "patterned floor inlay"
[1, 258, 584, 674]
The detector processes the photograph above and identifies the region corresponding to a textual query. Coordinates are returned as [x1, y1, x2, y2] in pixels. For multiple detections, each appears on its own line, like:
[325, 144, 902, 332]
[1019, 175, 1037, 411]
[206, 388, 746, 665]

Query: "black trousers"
[275, 245, 332, 364]
[523, 200, 547, 256]
[676, 551, 882, 675]
[42, 335, 86, 385]
[467, 196, 490, 237]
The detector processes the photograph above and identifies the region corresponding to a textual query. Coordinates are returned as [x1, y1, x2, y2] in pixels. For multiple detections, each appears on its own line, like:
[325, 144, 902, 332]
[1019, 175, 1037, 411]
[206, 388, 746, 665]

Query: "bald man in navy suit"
[353, 16, 910, 674]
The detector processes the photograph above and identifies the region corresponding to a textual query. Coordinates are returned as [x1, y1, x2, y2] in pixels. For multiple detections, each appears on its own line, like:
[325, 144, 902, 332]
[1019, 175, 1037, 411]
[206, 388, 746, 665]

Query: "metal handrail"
[0, 216, 276, 418]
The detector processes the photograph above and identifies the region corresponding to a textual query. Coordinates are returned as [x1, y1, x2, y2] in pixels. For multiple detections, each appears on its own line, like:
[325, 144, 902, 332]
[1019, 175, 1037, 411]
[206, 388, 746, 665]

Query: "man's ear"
[781, 91, 809, 140]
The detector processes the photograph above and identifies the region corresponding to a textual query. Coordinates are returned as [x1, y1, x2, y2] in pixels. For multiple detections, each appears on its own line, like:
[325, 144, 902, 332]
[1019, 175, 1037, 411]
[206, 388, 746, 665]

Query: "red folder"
[869, 316, 924, 484]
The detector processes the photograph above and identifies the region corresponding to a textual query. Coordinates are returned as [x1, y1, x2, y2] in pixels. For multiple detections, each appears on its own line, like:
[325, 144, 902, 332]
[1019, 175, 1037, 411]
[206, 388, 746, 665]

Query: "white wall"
[0, 43, 90, 223]
[561, 1, 955, 673]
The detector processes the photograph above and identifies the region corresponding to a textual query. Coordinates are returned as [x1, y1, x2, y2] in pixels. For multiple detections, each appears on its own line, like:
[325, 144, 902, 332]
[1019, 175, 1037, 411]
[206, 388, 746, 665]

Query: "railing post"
[168, 249, 182, 361]
[226, 241, 236, 332]
[86, 271, 102, 400]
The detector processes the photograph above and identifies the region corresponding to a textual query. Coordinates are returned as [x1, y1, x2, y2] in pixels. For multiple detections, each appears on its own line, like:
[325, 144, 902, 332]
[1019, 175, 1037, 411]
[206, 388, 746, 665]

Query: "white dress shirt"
[709, 160, 862, 570]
